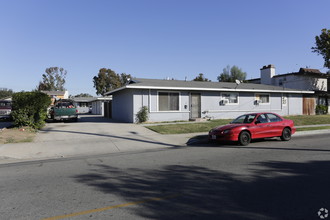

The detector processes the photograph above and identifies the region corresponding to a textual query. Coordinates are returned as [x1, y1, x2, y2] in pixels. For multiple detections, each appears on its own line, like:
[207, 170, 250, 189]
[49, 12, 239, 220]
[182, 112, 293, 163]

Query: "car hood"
[212, 123, 245, 131]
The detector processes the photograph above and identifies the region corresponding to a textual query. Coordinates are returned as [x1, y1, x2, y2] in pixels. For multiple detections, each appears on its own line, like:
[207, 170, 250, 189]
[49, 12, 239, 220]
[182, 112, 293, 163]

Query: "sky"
[0, 0, 329, 96]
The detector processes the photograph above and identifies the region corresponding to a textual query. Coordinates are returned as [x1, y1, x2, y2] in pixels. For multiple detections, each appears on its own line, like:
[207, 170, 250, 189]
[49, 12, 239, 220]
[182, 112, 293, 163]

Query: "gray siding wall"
[128, 89, 304, 122]
[133, 89, 191, 122]
[112, 89, 134, 123]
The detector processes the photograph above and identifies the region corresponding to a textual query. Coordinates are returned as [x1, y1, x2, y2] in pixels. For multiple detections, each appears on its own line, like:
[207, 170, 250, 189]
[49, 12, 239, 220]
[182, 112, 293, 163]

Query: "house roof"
[72, 96, 112, 102]
[72, 97, 96, 102]
[105, 78, 314, 95]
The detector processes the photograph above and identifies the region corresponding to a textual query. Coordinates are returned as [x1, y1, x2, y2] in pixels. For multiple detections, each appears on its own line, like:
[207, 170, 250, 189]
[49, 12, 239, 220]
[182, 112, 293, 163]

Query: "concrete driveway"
[0, 115, 185, 163]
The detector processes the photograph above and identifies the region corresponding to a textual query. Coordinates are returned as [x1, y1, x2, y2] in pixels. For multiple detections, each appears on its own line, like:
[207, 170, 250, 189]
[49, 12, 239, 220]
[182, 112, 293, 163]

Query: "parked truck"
[49, 99, 78, 122]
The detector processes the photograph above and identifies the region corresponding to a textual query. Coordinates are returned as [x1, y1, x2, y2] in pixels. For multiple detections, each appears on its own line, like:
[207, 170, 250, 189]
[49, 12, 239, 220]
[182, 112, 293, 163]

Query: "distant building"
[41, 91, 69, 105]
[248, 65, 329, 115]
[72, 96, 112, 115]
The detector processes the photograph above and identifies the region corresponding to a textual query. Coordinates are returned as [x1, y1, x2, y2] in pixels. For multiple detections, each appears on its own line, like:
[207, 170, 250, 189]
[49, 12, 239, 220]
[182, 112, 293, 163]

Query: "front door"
[190, 93, 201, 119]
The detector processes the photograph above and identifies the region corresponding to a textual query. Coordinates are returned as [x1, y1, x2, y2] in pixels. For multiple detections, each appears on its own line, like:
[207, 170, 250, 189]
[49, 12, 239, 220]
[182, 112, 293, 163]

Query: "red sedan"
[208, 112, 296, 146]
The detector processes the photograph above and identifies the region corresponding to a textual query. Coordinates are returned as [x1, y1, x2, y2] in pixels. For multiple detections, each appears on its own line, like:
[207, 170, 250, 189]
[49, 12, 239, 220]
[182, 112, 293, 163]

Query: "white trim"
[125, 85, 313, 94]
[220, 92, 239, 105]
[104, 86, 127, 95]
[148, 89, 151, 112]
[157, 91, 181, 112]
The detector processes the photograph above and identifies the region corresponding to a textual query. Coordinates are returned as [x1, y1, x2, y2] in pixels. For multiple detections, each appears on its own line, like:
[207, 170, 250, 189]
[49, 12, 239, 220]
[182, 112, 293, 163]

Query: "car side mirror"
[255, 120, 261, 124]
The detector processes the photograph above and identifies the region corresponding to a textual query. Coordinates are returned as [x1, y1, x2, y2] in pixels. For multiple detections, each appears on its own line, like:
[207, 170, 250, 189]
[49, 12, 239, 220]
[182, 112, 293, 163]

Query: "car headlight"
[223, 129, 231, 134]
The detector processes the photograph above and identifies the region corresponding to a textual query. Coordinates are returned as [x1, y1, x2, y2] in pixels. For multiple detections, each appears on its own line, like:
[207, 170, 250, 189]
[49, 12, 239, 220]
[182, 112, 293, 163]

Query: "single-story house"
[105, 78, 314, 123]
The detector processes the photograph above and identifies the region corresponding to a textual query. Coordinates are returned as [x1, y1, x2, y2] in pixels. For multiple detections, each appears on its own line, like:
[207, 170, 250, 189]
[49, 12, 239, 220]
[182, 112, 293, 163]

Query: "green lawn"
[146, 115, 330, 134]
[283, 115, 330, 126]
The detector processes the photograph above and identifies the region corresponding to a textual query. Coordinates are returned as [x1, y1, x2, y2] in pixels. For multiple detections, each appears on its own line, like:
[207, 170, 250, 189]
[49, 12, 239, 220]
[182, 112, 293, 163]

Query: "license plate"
[212, 135, 216, 140]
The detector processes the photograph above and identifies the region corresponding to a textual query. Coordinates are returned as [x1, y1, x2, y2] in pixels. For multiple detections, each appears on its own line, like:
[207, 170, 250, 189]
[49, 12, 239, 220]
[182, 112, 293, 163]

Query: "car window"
[244, 114, 256, 123]
[266, 113, 282, 122]
[256, 114, 269, 123]
[231, 115, 245, 124]
[0, 101, 11, 107]
[231, 114, 256, 124]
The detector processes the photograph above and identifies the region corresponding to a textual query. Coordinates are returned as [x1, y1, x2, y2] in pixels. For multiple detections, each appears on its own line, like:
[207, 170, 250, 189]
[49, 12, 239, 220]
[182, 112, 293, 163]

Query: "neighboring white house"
[105, 78, 313, 123]
[248, 65, 329, 115]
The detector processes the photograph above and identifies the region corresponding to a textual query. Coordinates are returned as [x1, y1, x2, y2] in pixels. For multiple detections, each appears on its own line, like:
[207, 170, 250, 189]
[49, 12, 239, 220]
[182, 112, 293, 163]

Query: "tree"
[217, 65, 247, 82]
[93, 68, 132, 96]
[312, 28, 330, 69]
[0, 88, 14, 99]
[193, 73, 211, 82]
[37, 67, 67, 91]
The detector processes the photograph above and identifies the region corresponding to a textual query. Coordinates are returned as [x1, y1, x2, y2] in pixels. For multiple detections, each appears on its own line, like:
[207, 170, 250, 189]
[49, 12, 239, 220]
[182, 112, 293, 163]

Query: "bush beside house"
[11, 91, 51, 129]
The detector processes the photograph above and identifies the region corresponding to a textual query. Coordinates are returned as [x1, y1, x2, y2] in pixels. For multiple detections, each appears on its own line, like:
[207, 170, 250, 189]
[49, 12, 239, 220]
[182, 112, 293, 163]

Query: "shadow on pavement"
[186, 134, 330, 153]
[45, 114, 123, 124]
[73, 161, 330, 219]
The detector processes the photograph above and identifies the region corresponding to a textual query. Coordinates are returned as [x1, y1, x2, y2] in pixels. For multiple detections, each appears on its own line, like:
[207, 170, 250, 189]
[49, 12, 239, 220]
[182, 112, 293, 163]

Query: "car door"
[252, 114, 270, 138]
[266, 113, 284, 137]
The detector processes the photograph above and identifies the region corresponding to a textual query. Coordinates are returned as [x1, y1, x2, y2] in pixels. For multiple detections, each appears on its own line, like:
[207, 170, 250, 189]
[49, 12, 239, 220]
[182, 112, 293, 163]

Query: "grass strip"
[146, 115, 330, 134]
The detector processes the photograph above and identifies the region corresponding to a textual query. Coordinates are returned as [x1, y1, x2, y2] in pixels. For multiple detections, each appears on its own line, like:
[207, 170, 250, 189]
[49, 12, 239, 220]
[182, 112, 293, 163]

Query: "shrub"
[12, 91, 51, 129]
[315, 104, 328, 115]
[136, 106, 149, 123]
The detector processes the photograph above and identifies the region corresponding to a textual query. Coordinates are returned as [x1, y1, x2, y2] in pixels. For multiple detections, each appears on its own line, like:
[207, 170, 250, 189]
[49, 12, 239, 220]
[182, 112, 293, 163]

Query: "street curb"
[184, 129, 330, 145]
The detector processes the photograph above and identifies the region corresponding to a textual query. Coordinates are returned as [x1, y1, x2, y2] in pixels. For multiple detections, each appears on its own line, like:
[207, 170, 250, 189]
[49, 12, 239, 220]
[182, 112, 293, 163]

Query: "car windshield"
[0, 101, 11, 108]
[231, 114, 257, 124]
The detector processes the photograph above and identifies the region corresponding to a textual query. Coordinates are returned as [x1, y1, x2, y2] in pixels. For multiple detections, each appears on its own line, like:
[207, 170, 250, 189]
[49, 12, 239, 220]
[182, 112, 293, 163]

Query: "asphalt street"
[1, 132, 330, 220]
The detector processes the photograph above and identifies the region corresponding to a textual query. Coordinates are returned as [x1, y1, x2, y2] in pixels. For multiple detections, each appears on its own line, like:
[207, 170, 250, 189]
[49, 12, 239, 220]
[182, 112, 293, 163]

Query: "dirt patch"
[0, 127, 36, 144]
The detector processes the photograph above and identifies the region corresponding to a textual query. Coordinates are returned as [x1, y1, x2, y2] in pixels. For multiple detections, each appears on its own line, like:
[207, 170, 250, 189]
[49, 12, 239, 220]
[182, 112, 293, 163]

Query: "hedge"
[11, 91, 51, 129]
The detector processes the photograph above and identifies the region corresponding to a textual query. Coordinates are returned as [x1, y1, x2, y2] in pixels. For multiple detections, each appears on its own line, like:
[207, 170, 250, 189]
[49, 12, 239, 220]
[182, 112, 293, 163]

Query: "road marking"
[42, 194, 180, 220]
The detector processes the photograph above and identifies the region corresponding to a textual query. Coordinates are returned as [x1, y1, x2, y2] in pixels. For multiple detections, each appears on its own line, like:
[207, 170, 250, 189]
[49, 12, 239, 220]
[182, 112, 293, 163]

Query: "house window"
[221, 92, 238, 104]
[255, 93, 270, 104]
[158, 92, 179, 111]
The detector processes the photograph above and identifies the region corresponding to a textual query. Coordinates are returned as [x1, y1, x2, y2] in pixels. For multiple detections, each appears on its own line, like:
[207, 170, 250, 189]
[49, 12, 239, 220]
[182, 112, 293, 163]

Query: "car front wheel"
[281, 128, 291, 141]
[238, 131, 251, 146]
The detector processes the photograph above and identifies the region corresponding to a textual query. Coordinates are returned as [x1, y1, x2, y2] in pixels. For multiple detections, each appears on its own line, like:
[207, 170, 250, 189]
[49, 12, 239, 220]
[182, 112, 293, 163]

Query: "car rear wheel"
[238, 131, 251, 146]
[281, 128, 291, 141]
